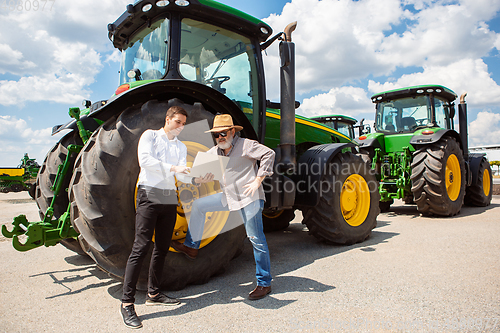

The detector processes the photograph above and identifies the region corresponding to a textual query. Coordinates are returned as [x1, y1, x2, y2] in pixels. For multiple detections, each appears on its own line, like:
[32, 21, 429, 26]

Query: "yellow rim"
[262, 210, 284, 219]
[135, 141, 229, 250]
[483, 168, 491, 197]
[445, 154, 461, 201]
[340, 174, 370, 227]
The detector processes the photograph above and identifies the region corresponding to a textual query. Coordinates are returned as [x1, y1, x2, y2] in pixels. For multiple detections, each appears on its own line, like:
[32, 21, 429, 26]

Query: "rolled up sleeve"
[243, 140, 275, 177]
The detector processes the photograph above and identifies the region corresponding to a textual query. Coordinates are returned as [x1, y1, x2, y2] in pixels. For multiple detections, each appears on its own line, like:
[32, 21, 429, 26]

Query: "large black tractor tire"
[262, 209, 295, 232]
[464, 157, 493, 207]
[35, 131, 86, 255]
[410, 136, 466, 216]
[302, 152, 380, 245]
[69, 99, 246, 291]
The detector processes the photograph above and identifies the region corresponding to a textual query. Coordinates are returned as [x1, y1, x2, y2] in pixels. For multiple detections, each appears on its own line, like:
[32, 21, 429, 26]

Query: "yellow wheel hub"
[483, 168, 491, 197]
[445, 154, 461, 201]
[263, 210, 284, 219]
[135, 141, 229, 250]
[340, 174, 370, 227]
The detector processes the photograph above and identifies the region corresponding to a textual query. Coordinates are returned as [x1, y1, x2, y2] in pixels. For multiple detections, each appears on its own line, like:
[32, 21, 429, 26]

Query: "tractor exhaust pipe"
[278, 21, 297, 171]
[458, 92, 468, 161]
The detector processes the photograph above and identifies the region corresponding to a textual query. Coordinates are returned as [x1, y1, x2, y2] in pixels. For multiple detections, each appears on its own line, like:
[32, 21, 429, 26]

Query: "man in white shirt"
[121, 106, 208, 329]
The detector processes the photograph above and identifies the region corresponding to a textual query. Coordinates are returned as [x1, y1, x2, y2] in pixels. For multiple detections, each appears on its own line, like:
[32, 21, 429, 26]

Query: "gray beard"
[217, 137, 232, 150]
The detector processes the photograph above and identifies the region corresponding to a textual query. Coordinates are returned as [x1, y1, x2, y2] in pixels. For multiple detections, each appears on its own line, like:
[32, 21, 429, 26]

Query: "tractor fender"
[468, 153, 487, 187]
[51, 115, 101, 136]
[356, 137, 381, 149]
[89, 79, 259, 141]
[355, 132, 384, 156]
[410, 129, 463, 150]
[294, 142, 355, 207]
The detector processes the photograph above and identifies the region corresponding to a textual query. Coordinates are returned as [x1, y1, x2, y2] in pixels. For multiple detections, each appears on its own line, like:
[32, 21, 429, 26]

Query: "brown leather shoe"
[248, 285, 272, 300]
[171, 241, 198, 260]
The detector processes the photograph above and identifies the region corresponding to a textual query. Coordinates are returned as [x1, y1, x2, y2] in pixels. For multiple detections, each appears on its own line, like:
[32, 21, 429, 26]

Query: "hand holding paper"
[189, 152, 229, 181]
[194, 173, 214, 185]
[171, 165, 191, 174]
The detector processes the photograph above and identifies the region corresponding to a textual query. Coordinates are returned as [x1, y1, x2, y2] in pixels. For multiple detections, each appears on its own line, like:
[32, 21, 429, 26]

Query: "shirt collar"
[157, 128, 178, 142]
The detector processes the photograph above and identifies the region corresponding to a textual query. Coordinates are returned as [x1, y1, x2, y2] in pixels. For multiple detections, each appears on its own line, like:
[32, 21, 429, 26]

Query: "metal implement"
[0, 154, 39, 194]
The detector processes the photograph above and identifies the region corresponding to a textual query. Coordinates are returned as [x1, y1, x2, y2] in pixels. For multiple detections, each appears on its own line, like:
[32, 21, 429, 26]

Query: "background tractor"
[0, 154, 39, 198]
[2, 0, 379, 290]
[356, 85, 492, 214]
[309, 115, 370, 140]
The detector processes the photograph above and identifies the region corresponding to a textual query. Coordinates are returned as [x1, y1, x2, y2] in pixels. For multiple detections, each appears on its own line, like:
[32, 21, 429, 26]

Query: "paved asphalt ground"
[1, 192, 499, 333]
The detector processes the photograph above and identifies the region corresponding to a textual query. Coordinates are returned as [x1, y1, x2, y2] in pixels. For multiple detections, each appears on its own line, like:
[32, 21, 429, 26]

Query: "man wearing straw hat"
[172, 114, 275, 300]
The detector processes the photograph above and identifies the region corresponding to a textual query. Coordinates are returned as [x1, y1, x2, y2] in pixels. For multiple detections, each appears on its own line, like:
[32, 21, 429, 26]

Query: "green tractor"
[0, 153, 40, 198]
[309, 115, 370, 140]
[356, 85, 493, 214]
[2, 0, 379, 290]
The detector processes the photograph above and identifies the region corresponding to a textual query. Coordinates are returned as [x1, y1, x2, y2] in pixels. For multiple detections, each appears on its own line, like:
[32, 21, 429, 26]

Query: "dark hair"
[166, 106, 188, 119]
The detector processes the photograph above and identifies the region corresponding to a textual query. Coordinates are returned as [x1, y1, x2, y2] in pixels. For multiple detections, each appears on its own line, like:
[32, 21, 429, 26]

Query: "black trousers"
[122, 187, 177, 303]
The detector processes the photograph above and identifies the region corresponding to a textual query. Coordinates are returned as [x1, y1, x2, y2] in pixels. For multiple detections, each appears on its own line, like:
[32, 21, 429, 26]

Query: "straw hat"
[205, 114, 243, 133]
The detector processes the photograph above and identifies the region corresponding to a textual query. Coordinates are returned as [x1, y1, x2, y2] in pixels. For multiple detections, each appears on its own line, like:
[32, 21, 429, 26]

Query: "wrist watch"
[191, 177, 199, 186]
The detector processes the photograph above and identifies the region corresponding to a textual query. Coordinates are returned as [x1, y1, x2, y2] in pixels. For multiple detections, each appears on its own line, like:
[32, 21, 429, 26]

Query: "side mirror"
[449, 103, 455, 119]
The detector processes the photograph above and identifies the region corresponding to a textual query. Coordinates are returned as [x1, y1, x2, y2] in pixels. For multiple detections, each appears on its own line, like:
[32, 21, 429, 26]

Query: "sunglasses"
[212, 131, 229, 139]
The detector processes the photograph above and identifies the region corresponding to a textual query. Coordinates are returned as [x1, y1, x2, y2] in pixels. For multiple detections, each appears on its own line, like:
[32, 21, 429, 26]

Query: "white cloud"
[469, 111, 500, 146]
[261, 0, 500, 146]
[0, 115, 55, 144]
[0, 43, 36, 74]
[367, 58, 500, 106]
[263, 0, 405, 99]
[379, 0, 499, 68]
[0, 115, 64, 166]
[0, 0, 127, 106]
[297, 86, 373, 118]
[262, 0, 500, 109]
[105, 49, 122, 64]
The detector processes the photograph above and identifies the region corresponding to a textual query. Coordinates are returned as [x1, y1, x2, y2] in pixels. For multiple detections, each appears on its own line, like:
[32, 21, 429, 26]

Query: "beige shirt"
[207, 135, 275, 211]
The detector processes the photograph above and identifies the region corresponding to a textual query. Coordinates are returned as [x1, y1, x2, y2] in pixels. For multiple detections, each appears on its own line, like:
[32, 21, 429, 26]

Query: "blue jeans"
[184, 192, 272, 287]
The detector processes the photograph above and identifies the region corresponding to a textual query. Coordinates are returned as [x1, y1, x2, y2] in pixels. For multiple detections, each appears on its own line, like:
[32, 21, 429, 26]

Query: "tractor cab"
[309, 115, 356, 139]
[309, 115, 370, 139]
[373, 85, 456, 134]
[112, 1, 271, 137]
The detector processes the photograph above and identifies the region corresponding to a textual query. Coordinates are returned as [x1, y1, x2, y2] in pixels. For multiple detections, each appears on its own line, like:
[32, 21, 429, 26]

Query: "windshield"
[375, 96, 431, 133]
[120, 18, 169, 84]
[337, 122, 354, 138]
[179, 18, 260, 132]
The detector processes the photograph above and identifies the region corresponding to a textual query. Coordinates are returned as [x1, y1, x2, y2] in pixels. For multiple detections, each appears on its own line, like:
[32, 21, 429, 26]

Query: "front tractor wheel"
[69, 99, 246, 291]
[302, 152, 380, 245]
[410, 136, 466, 216]
[464, 157, 493, 207]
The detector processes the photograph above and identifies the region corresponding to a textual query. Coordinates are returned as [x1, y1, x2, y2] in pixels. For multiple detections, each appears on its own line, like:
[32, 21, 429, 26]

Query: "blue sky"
[1, 0, 500, 166]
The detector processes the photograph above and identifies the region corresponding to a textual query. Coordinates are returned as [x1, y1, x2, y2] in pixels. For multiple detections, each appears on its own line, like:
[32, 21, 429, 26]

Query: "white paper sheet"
[188, 152, 229, 181]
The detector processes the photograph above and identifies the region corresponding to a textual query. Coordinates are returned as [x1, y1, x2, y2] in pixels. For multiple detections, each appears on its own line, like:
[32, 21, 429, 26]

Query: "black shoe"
[121, 304, 142, 329]
[145, 292, 180, 306]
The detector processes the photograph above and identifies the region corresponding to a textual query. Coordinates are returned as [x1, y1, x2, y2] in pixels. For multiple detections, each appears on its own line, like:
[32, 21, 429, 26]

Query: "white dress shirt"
[137, 128, 191, 190]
